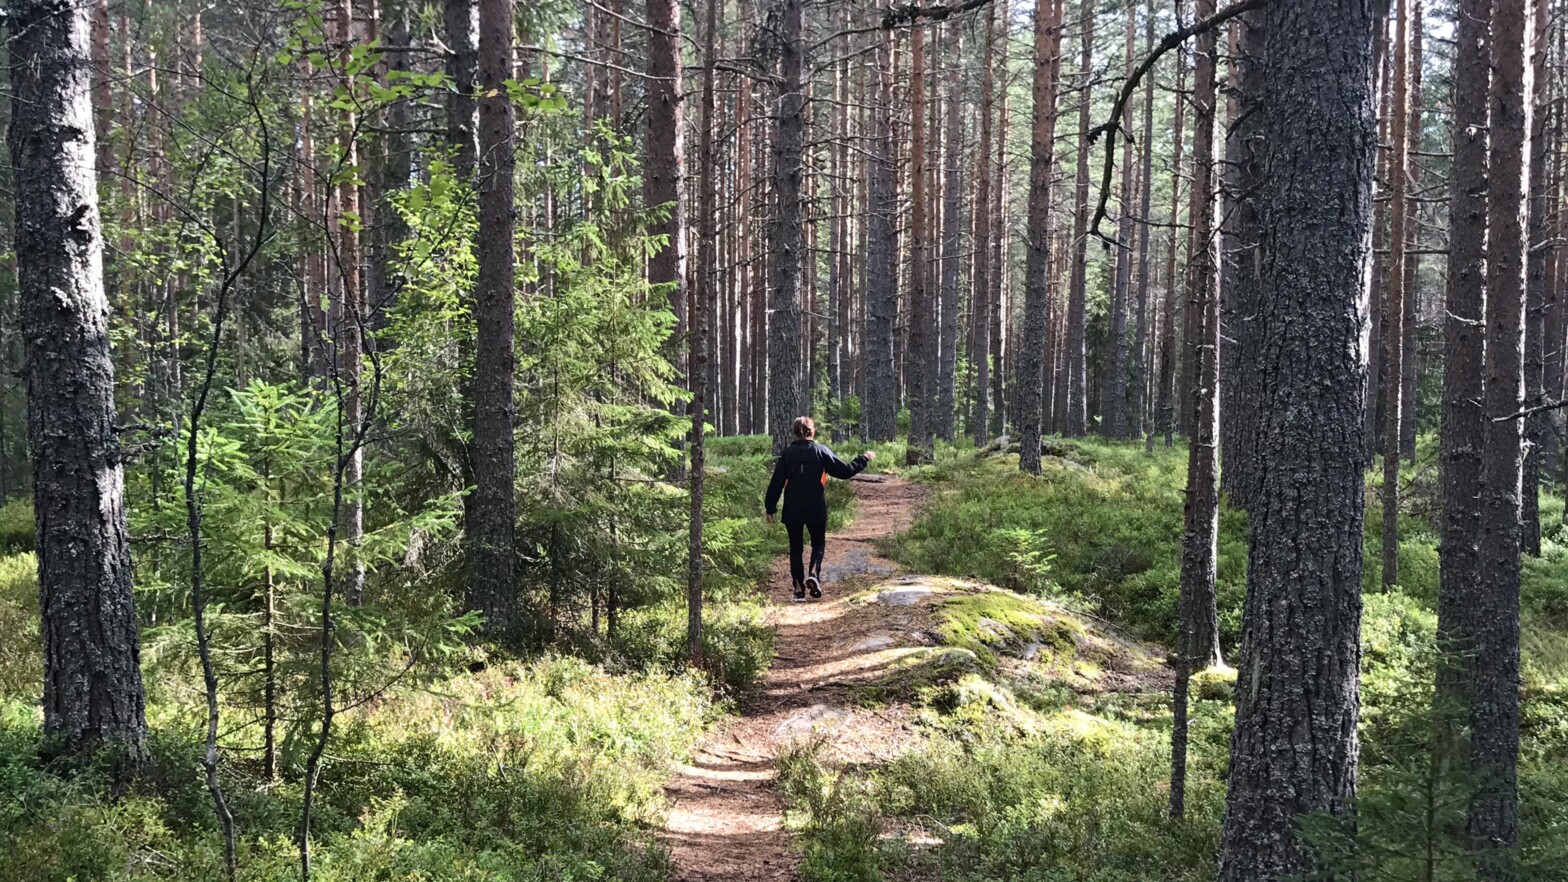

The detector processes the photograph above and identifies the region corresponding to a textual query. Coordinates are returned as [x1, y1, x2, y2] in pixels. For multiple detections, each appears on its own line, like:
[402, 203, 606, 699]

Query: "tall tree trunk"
[1365, 18, 1391, 461]
[1152, 48, 1187, 453]
[1399, 0, 1423, 462]
[9, 0, 149, 768]
[990, 34, 1010, 440]
[444, 0, 478, 180]
[937, 30, 963, 445]
[1470, 0, 1531, 868]
[906, 22, 935, 465]
[334, 0, 366, 606]
[468, 0, 518, 632]
[1170, 0, 1225, 821]
[1102, 4, 1138, 439]
[1062, 0, 1094, 437]
[865, 28, 899, 442]
[1131, 0, 1157, 444]
[647, 0, 687, 469]
[1019, 0, 1062, 473]
[689, 0, 720, 665]
[768, 0, 805, 451]
[1434, 0, 1493, 801]
[1382, 0, 1412, 589]
[1523, 0, 1548, 557]
[1216, 0, 1374, 878]
[1219, 12, 1264, 509]
[971, 2, 998, 446]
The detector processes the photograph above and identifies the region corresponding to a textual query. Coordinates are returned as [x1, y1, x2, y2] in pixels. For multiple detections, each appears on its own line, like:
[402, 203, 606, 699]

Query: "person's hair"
[791, 416, 816, 440]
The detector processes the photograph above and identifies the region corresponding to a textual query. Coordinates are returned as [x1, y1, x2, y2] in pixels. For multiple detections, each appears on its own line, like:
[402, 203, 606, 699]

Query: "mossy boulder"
[1190, 665, 1237, 702]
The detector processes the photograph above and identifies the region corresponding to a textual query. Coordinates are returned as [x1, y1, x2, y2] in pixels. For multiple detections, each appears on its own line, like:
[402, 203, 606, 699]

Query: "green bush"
[0, 498, 32, 554]
[0, 654, 709, 882]
[887, 441, 1248, 647]
[0, 553, 37, 699]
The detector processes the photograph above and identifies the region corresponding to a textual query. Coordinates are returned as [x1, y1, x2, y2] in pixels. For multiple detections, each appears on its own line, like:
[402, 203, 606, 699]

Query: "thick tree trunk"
[1062, 0, 1094, 438]
[1469, 0, 1531, 868]
[1219, 13, 1264, 509]
[865, 29, 899, 442]
[468, 0, 518, 633]
[1217, 0, 1374, 877]
[1434, 0, 1492, 803]
[1019, 0, 1063, 473]
[9, 0, 149, 767]
[768, 0, 805, 451]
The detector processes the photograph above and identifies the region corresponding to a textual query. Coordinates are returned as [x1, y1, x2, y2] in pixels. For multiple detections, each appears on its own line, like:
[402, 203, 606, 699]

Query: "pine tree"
[1217, 0, 1375, 875]
[8, 0, 150, 769]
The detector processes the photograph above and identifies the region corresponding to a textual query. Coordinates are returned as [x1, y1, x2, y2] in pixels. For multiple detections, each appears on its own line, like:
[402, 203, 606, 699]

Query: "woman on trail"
[764, 417, 875, 602]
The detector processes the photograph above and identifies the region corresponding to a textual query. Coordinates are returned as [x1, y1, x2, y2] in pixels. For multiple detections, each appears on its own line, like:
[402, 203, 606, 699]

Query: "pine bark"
[443, 0, 478, 180]
[1216, 0, 1374, 876]
[1019, 0, 1062, 472]
[1219, 13, 1263, 508]
[865, 28, 900, 442]
[906, 23, 935, 465]
[1399, 1, 1423, 461]
[1523, 0, 1548, 557]
[1062, 0, 1094, 437]
[9, 0, 149, 766]
[1130, 0, 1156, 443]
[1102, 4, 1138, 439]
[768, 0, 806, 451]
[334, 0, 366, 606]
[1171, 0, 1225, 821]
[971, 3, 998, 446]
[1382, 0, 1412, 589]
[468, 0, 518, 632]
[689, 0, 720, 665]
[1434, 0, 1493, 798]
[937, 31, 963, 444]
[1152, 50, 1187, 452]
[989, 35, 1010, 439]
[1469, 0, 1530, 867]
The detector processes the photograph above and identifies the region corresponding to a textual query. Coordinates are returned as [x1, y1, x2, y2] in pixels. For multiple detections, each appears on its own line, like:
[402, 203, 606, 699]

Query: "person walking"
[764, 417, 875, 601]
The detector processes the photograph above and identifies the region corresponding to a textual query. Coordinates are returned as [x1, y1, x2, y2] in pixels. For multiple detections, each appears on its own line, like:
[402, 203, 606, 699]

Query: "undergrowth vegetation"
[0, 435, 818, 881]
[781, 438, 1568, 882]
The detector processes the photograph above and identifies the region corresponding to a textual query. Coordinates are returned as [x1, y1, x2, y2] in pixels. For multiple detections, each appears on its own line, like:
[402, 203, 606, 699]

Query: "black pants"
[785, 518, 827, 587]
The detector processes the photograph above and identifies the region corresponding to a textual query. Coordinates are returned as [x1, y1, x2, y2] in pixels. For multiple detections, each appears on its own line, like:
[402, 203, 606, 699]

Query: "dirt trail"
[660, 475, 927, 882]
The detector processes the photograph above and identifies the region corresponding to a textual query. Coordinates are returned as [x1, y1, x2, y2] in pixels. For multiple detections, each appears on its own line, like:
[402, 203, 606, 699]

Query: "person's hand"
[863, 451, 876, 462]
[765, 513, 776, 524]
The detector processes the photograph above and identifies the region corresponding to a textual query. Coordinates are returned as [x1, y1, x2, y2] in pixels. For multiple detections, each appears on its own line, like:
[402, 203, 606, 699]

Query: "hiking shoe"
[805, 575, 822, 599]
[791, 583, 807, 603]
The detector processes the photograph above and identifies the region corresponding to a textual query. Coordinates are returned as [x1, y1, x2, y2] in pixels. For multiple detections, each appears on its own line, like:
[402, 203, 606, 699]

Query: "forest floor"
[661, 474, 932, 882]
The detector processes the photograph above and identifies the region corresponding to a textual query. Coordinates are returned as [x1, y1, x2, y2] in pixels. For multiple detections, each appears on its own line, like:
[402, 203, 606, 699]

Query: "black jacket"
[764, 440, 869, 524]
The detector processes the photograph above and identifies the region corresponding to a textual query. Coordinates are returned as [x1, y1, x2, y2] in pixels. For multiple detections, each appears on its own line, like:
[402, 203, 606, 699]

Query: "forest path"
[661, 474, 929, 882]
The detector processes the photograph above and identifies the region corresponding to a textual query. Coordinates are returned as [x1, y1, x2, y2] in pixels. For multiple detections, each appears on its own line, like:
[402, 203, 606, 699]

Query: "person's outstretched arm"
[817, 444, 874, 480]
[764, 452, 789, 518]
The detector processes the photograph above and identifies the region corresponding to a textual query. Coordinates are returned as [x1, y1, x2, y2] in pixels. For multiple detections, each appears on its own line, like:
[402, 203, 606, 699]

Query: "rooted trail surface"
[661, 474, 929, 882]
